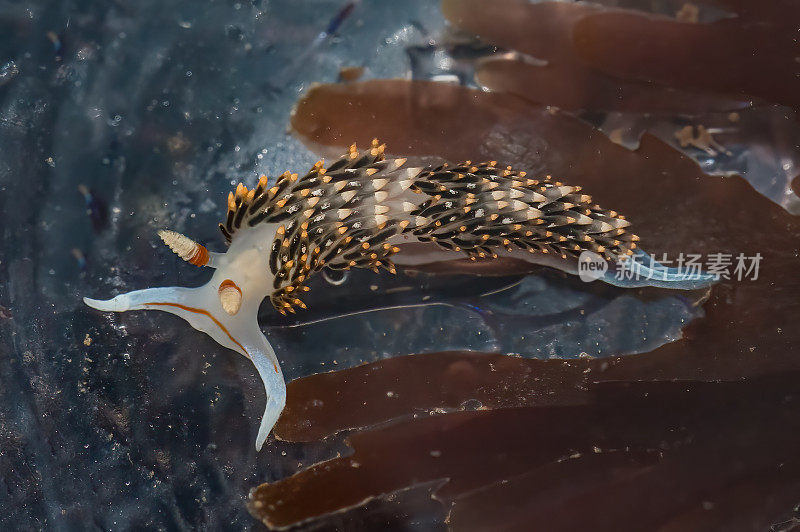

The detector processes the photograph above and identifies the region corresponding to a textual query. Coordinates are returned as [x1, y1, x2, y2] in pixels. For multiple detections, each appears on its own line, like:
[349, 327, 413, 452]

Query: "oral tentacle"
[83, 286, 202, 312]
[248, 333, 286, 451]
[84, 284, 253, 359]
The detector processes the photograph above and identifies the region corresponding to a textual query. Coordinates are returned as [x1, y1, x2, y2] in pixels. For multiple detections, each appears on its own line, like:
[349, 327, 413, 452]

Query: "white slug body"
[84, 140, 715, 451]
[86, 219, 286, 450]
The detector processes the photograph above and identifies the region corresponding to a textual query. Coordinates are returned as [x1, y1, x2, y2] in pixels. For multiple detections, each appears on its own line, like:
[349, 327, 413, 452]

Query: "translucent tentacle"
[84, 286, 200, 313]
[603, 249, 717, 289]
[248, 332, 286, 451]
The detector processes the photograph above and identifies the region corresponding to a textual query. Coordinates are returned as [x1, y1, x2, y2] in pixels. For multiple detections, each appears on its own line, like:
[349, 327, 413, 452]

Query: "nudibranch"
[84, 140, 714, 451]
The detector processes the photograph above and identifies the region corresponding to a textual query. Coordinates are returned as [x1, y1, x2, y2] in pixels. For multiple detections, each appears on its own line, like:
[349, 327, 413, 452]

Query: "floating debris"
[0, 61, 19, 88]
[77, 184, 108, 231]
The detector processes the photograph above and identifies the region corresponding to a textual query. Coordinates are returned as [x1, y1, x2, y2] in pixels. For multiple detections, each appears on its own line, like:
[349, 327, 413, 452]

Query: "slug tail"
[604, 249, 717, 289]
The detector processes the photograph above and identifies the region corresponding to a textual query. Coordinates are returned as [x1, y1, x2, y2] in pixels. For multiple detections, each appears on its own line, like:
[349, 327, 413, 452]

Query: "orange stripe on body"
[143, 301, 280, 373]
[144, 302, 250, 358]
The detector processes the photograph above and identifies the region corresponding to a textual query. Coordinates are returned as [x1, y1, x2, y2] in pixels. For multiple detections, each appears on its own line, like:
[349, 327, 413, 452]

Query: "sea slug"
[85, 140, 713, 450]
